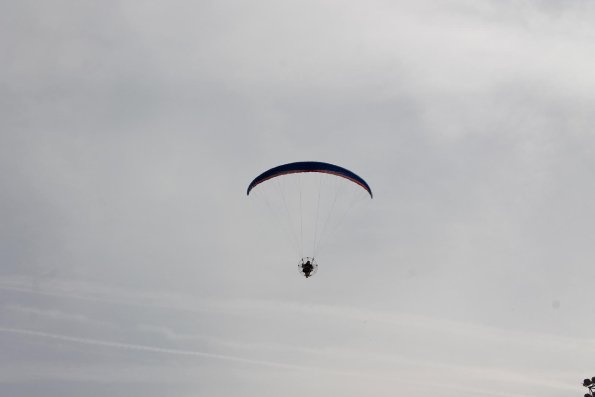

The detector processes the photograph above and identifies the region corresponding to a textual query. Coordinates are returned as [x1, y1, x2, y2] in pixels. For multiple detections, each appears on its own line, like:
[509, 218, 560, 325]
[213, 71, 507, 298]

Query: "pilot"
[301, 260, 315, 278]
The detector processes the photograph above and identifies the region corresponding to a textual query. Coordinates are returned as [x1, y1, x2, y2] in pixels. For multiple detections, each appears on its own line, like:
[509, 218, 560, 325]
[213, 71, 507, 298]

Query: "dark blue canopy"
[247, 161, 373, 198]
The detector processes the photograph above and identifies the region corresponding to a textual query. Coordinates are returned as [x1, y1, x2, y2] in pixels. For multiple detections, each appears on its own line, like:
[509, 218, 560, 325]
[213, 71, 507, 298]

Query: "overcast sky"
[1, 0, 595, 396]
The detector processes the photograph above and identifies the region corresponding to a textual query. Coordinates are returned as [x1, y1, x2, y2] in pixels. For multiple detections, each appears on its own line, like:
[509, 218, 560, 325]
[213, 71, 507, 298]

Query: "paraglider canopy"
[247, 161, 373, 198]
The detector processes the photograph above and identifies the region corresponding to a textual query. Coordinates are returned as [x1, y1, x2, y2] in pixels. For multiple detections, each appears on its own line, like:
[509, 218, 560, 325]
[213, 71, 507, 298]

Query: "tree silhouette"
[582, 377, 595, 397]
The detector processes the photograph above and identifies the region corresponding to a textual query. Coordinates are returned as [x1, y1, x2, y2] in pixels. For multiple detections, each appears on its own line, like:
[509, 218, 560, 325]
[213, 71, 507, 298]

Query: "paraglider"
[247, 161, 372, 279]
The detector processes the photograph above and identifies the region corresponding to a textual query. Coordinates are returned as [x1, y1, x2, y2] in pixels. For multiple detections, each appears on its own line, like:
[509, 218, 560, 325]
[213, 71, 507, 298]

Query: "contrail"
[0, 326, 309, 370]
[0, 284, 207, 314]
[0, 327, 541, 397]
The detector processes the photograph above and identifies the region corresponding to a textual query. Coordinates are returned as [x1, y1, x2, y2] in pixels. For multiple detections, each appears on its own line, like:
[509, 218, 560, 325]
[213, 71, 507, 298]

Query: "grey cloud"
[2, 0, 595, 396]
